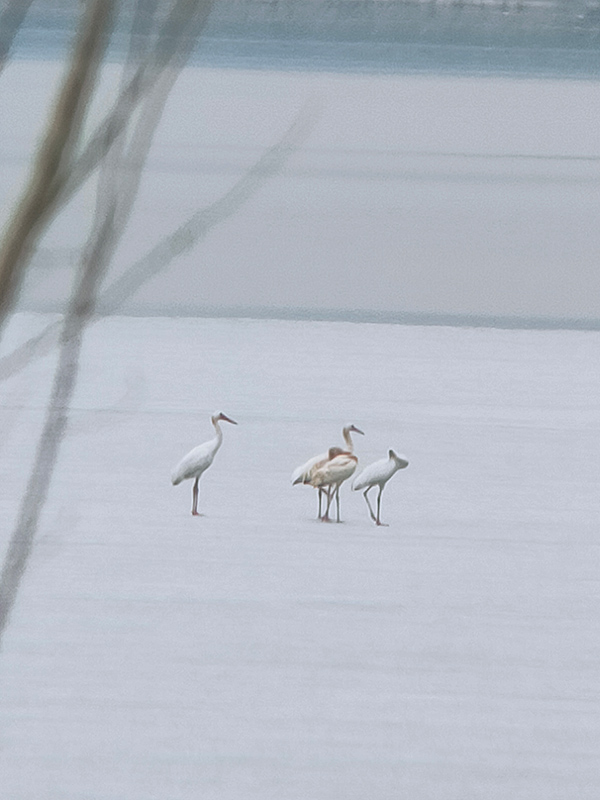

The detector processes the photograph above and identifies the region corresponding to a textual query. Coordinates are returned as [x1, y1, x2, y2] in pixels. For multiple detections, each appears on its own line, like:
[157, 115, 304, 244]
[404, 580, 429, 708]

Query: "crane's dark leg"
[191, 477, 200, 516]
[317, 488, 323, 519]
[335, 486, 341, 522]
[376, 487, 388, 527]
[363, 487, 377, 523]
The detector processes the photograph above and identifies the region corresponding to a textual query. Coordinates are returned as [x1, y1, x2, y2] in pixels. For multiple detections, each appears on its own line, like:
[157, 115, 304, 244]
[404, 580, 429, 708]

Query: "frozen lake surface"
[2, 62, 600, 325]
[0, 312, 598, 798]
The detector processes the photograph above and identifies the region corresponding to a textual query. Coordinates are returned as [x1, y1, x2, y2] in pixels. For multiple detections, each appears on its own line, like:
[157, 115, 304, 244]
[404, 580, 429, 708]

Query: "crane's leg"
[335, 485, 341, 522]
[376, 487, 388, 527]
[191, 477, 200, 516]
[322, 486, 334, 522]
[317, 488, 323, 519]
[363, 487, 377, 523]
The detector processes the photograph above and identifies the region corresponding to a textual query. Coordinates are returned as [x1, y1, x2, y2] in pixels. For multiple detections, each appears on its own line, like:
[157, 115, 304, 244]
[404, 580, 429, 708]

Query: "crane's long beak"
[351, 425, 365, 435]
[219, 413, 237, 425]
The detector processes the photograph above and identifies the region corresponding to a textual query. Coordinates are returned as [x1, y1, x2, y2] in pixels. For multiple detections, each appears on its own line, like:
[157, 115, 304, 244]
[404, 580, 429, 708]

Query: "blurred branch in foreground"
[0, 98, 320, 383]
[0, 0, 115, 326]
[99, 97, 321, 311]
[0, 0, 35, 77]
[0, 0, 213, 330]
[0, 0, 214, 645]
[58, 0, 213, 220]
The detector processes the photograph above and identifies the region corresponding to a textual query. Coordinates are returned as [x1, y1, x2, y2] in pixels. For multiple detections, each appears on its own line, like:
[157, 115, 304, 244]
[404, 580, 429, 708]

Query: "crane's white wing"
[291, 451, 326, 484]
[353, 453, 408, 491]
[352, 458, 391, 491]
[171, 440, 217, 485]
[310, 454, 357, 487]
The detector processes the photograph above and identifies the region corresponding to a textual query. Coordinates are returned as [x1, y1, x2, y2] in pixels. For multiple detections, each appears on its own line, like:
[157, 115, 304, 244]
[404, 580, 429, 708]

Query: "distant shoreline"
[8, 35, 600, 80]
[8, 0, 600, 82]
[16, 304, 600, 332]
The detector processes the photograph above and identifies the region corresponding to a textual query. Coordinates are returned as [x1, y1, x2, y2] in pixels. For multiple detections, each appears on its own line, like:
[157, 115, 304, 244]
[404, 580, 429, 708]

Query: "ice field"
[0, 53, 599, 799]
[0, 312, 598, 798]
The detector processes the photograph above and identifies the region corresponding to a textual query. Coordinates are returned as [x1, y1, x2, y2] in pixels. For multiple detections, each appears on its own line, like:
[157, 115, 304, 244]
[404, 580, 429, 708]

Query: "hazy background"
[3, 0, 600, 327]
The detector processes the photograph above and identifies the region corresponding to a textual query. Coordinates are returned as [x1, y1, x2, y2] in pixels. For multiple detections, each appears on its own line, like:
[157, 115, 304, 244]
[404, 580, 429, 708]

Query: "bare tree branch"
[0, 319, 61, 380]
[58, 0, 213, 214]
[0, 0, 213, 376]
[99, 98, 322, 311]
[0, 99, 321, 381]
[0, 0, 216, 647]
[0, 0, 35, 76]
[0, 0, 118, 641]
[0, 0, 116, 327]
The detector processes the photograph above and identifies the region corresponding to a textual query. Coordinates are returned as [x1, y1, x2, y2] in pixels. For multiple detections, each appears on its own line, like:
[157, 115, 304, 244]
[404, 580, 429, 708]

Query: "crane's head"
[346, 424, 364, 436]
[213, 412, 237, 425]
[389, 449, 408, 469]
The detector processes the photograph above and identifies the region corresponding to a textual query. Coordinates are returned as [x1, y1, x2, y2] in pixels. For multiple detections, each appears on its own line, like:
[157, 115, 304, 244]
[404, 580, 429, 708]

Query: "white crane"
[304, 447, 359, 522]
[291, 424, 364, 518]
[352, 449, 409, 526]
[171, 412, 237, 515]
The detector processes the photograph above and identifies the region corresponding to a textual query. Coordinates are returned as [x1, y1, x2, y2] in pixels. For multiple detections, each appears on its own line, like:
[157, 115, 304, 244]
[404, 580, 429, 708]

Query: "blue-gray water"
[7, 0, 600, 78]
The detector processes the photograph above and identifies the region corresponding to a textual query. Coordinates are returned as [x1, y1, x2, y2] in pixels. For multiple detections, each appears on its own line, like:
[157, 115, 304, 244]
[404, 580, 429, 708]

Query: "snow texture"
[0, 313, 598, 799]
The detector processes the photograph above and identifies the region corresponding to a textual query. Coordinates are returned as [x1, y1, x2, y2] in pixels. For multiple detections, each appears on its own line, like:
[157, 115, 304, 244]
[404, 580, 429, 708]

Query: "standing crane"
[292, 424, 364, 518]
[171, 412, 237, 516]
[304, 447, 359, 522]
[352, 449, 409, 526]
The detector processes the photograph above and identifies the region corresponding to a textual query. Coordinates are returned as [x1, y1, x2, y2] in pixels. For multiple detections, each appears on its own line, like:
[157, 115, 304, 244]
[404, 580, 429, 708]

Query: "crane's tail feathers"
[292, 475, 304, 485]
[171, 473, 183, 486]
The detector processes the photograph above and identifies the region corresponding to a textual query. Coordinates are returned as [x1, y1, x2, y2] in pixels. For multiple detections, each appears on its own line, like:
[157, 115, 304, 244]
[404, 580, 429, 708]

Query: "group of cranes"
[292, 424, 408, 525]
[171, 415, 409, 524]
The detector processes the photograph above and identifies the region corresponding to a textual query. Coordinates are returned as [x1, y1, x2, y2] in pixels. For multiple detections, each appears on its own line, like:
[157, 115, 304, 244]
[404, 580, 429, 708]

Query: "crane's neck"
[342, 427, 356, 452]
[211, 417, 224, 449]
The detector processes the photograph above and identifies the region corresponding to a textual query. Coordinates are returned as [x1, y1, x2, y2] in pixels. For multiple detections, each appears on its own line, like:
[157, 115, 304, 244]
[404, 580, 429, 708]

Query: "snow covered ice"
[0, 312, 598, 799]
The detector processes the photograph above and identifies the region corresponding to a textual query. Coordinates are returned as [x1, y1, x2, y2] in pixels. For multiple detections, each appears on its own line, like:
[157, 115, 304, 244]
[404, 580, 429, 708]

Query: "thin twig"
[0, 0, 35, 76]
[0, 0, 216, 647]
[0, 0, 116, 327]
[0, 0, 117, 641]
[0, 99, 320, 381]
[58, 0, 213, 214]
[99, 98, 321, 311]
